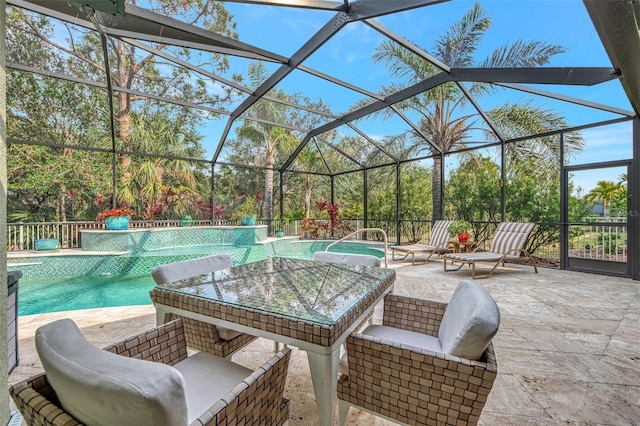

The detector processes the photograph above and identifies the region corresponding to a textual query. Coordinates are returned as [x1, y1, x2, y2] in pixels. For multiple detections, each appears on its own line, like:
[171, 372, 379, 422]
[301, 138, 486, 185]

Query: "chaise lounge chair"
[390, 220, 453, 265]
[443, 221, 538, 279]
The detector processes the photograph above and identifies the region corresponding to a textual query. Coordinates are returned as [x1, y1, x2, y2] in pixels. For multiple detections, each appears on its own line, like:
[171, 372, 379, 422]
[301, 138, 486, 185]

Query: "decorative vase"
[275, 230, 285, 238]
[181, 215, 196, 227]
[105, 216, 130, 230]
[457, 233, 469, 243]
[34, 238, 60, 251]
[240, 215, 257, 226]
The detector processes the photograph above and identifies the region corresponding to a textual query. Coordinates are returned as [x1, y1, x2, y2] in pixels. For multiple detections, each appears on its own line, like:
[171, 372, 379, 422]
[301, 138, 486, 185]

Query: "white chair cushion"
[312, 252, 381, 267]
[438, 280, 500, 360]
[173, 352, 252, 424]
[35, 319, 188, 426]
[361, 324, 442, 352]
[340, 324, 442, 376]
[151, 253, 233, 284]
[217, 327, 243, 340]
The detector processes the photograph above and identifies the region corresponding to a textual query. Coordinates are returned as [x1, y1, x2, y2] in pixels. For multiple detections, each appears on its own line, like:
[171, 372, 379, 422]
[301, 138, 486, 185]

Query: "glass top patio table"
[150, 256, 395, 426]
[152, 257, 395, 336]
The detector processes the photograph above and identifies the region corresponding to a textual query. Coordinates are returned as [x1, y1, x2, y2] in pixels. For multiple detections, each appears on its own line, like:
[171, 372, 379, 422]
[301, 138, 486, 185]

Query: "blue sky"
[177, 1, 634, 193]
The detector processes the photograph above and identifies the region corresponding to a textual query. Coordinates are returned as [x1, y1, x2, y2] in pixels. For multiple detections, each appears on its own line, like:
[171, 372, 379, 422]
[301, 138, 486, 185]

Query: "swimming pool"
[14, 239, 386, 315]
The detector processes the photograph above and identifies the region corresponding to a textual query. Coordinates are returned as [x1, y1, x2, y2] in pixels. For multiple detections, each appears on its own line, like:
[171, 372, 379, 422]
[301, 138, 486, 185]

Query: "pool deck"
[9, 258, 640, 425]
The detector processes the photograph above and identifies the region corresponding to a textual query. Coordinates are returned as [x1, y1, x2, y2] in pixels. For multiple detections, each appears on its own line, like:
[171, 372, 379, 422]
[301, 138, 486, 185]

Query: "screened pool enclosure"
[5, 0, 640, 279]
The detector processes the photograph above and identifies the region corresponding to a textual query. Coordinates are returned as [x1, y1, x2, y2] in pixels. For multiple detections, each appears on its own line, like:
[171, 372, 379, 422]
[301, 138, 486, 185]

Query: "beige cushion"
[312, 252, 381, 267]
[341, 324, 442, 375]
[362, 324, 442, 352]
[438, 280, 500, 360]
[36, 319, 187, 426]
[216, 327, 243, 340]
[151, 253, 233, 284]
[173, 352, 252, 424]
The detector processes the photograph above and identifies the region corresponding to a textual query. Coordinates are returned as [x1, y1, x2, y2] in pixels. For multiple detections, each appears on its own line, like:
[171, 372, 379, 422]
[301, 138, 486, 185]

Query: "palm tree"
[584, 180, 624, 217]
[370, 2, 574, 219]
[119, 110, 209, 218]
[292, 147, 325, 219]
[236, 64, 299, 234]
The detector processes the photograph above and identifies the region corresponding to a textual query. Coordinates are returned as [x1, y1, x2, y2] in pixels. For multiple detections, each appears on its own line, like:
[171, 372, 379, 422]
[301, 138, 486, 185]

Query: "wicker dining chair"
[10, 318, 291, 426]
[151, 253, 257, 358]
[337, 281, 499, 426]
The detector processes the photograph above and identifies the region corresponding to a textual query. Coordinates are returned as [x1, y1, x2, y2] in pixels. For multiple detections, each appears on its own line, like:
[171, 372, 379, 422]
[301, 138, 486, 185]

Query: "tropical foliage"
[6, 0, 596, 261]
[366, 2, 581, 220]
[6, 1, 235, 221]
[584, 180, 626, 217]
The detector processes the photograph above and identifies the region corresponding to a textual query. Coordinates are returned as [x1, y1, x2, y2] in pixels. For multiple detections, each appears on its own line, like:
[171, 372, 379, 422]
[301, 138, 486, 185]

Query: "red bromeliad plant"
[97, 208, 134, 221]
[301, 199, 351, 239]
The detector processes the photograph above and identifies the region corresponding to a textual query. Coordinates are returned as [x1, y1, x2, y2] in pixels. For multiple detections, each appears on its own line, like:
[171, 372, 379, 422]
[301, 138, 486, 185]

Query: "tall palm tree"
[236, 64, 299, 233]
[291, 146, 325, 219]
[370, 2, 572, 219]
[584, 180, 624, 217]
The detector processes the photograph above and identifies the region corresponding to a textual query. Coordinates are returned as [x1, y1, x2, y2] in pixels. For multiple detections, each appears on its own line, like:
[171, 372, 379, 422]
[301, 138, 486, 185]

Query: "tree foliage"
[6, 2, 234, 221]
[367, 2, 569, 220]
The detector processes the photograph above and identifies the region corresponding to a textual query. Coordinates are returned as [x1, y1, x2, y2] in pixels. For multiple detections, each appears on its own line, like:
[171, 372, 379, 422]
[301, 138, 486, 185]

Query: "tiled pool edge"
[80, 225, 268, 252]
[7, 236, 386, 279]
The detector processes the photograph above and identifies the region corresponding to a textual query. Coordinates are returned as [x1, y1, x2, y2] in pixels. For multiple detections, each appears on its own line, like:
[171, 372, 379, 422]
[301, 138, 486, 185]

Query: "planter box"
[240, 215, 257, 226]
[105, 216, 130, 230]
[34, 238, 60, 251]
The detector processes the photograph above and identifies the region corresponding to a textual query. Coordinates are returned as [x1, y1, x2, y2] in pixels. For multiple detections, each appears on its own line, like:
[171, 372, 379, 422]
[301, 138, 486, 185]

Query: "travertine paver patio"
[9, 258, 640, 425]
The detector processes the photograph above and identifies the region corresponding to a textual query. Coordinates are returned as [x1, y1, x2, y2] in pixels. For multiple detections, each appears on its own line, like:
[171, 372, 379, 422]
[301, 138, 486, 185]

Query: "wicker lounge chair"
[443, 221, 538, 279]
[10, 318, 291, 426]
[151, 253, 257, 358]
[390, 220, 453, 265]
[312, 251, 382, 267]
[337, 281, 499, 425]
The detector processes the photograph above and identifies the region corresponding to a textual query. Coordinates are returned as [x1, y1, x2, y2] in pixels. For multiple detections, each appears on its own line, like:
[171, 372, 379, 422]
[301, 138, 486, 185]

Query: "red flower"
[315, 199, 329, 211]
[94, 193, 108, 209]
[97, 208, 134, 221]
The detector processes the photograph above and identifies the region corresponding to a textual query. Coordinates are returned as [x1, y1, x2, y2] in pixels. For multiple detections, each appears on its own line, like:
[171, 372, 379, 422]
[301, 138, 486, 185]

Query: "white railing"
[6, 220, 213, 251]
[568, 223, 627, 262]
[6, 219, 628, 264]
[324, 227, 388, 268]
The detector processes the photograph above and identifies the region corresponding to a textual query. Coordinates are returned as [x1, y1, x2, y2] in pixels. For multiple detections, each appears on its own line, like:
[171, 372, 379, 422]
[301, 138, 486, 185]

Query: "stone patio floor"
[9, 258, 640, 425]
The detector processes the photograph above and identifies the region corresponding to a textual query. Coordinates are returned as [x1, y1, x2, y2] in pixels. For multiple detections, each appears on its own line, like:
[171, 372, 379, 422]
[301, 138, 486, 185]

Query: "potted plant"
[237, 197, 258, 226]
[448, 220, 471, 243]
[274, 219, 286, 237]
[98, 207, 134, 230]
[180, 215, 196, 227]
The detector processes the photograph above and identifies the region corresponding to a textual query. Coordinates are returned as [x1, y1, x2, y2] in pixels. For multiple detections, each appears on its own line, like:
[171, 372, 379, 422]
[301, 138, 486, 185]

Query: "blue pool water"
[16, 242, 385, 316]
[19, 274, 156, 316]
